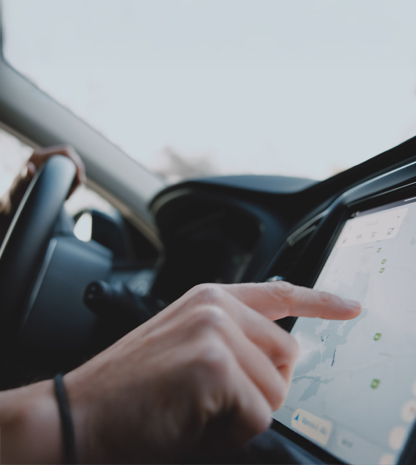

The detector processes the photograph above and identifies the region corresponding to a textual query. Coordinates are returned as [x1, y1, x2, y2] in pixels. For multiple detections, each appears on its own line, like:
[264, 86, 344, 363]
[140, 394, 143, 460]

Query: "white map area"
[273, 201, 416, 465]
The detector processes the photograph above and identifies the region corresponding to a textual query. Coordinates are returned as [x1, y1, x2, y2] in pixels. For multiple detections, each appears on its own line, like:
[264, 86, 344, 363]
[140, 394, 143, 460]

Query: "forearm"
[0, 380, 63, 464]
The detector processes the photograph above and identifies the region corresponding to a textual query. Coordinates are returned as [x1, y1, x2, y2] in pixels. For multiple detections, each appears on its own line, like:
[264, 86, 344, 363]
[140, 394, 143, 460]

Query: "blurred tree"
[151, 146, 220, 184]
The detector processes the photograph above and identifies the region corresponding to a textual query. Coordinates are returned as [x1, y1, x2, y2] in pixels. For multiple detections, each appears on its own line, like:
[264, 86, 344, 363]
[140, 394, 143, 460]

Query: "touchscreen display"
[273, 197, 416, 465]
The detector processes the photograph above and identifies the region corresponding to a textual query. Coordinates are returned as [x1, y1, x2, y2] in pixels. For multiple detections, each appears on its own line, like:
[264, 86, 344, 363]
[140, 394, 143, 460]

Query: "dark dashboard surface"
[150, 134, 416, 306]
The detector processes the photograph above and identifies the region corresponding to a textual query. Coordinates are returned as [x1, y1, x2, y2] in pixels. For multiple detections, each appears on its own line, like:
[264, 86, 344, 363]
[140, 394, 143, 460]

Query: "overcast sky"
[3, 0, 416, 180]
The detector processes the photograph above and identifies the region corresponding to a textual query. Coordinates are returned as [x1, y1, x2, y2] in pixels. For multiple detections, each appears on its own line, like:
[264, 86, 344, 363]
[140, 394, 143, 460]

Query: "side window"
[0, 126, 114, 216]
[0, 126, 158, 266]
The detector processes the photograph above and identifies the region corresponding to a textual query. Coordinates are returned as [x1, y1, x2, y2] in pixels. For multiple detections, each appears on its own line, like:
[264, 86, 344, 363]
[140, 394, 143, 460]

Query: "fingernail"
[343, 298, 361, 310]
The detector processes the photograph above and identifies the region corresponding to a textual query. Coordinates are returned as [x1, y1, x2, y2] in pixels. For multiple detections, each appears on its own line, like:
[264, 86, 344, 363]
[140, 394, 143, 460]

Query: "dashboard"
[144, 137, 416, 464]
[149, 136, 416, 306]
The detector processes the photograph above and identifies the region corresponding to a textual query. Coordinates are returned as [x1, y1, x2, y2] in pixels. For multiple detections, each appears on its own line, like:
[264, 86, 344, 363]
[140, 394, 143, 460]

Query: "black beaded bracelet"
[54, 373, 77, 464]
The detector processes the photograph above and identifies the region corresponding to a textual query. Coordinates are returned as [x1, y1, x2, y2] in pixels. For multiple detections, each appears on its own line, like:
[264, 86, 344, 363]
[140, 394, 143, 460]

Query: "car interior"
[2, 3, 416, 465]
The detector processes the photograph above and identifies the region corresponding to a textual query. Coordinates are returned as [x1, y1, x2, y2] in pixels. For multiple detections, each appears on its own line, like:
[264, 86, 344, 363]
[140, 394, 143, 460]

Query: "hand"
[2, 145, 85, 216]
[0, 145, 85, 244]
[64, 281, 361, 463]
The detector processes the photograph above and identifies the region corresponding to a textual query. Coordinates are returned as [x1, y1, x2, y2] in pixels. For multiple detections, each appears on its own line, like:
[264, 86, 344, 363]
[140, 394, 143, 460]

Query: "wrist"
[0, 380, 63, 464]
[64, 367, 104, 464]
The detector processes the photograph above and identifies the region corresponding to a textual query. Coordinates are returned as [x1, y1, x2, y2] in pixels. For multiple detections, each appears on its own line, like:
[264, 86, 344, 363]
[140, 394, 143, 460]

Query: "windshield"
[2, 0, 416, 183]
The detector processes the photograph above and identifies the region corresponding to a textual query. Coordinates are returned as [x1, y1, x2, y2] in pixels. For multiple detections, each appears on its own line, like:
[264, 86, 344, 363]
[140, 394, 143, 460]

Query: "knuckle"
[316, 291, 334, 309]
[190, 283, 225, 307]
[274, 281, 296, 300]
[269, 282, 297, 317]
[272, 387, 286, 410]
[275, 331, 299, 365]
[192, 305, 226, 332]
[193, 337, 229, 379]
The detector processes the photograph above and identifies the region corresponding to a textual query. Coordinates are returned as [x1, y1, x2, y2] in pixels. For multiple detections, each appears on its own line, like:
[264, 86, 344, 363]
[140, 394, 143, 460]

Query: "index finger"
[219, 281, 361, 321]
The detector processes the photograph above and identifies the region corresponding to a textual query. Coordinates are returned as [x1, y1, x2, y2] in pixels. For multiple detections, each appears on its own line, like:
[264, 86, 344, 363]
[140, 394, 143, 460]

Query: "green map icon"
[371, 379, 380, 389]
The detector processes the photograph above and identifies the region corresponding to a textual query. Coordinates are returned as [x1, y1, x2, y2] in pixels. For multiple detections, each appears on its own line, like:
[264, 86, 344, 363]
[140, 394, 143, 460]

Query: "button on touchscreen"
[273, 197, 416, 465]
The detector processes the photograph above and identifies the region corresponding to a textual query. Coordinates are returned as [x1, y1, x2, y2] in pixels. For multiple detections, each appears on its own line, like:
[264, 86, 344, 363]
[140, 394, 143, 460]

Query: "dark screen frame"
[272, 179, 416, 465]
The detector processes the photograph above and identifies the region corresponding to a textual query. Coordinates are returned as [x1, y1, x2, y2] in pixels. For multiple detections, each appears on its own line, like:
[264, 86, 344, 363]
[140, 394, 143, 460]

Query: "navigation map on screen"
[273, 197, 416, 465]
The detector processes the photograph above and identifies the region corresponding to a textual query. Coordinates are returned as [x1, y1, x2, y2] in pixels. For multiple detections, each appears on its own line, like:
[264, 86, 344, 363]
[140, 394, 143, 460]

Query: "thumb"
[8, 161, 38, 214]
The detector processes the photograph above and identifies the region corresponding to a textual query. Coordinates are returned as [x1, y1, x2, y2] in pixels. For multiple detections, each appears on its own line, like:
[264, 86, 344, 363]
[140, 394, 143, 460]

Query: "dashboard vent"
[269, 210, 328, 280]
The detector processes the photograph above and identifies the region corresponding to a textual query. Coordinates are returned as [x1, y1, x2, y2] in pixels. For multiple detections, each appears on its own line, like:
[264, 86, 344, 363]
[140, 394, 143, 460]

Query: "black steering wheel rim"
[0, 156, 76, 338]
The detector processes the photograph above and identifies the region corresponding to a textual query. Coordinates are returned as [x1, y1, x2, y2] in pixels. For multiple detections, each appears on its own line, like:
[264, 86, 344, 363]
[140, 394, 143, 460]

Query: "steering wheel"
[0, 156, 76, 345]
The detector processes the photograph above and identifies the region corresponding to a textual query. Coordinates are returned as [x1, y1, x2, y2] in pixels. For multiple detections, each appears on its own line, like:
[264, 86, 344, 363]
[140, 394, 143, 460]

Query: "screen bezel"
[271, 180, 416, 465]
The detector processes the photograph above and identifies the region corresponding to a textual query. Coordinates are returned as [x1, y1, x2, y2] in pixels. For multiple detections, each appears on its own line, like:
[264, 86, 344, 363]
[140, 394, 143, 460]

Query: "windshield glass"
[2, 0, 416, 183]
